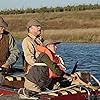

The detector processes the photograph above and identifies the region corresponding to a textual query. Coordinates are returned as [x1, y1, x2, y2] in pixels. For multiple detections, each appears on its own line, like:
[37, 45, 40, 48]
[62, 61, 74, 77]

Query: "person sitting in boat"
[0, 17, 19, 76]
[24, 39, 74, 92]
[22, 19, 44, 73]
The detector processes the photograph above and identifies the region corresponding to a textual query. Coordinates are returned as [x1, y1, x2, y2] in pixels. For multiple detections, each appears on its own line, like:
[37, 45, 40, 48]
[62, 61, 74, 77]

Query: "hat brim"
[43, 40, 61, 46]
[53, 41, 61, 45]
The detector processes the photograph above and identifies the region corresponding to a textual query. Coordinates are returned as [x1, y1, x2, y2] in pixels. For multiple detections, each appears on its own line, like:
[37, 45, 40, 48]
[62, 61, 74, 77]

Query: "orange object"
[36, 45, 64, 78]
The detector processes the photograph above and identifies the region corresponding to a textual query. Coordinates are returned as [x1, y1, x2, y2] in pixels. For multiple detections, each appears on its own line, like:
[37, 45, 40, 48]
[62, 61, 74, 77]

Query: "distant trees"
[0, 4, 100, 15]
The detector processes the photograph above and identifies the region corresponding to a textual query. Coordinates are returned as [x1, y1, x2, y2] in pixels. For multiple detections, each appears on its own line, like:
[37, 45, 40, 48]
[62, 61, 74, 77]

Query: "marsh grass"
[43, 29, 100, 43]
[13, 28, 100, 43]
[2, 9, 100, 42]
[2, 10, 100, 31]
[12, 31, 27, 41]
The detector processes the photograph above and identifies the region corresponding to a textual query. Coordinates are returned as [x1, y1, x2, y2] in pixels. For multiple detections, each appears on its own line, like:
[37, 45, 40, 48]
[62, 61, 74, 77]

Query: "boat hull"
[38, 90, 100, 100]
[39, 93, 86, 100]
[0, 84, 100, 100]
[0, 86, 16, 95]
[3, 77, 24, 88]
[0, 70, 100, 100]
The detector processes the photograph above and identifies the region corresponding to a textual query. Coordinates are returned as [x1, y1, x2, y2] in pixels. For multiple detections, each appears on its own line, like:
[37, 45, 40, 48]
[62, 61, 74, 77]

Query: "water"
[57, 43, 100, 81]
[15, 42, 100, 81]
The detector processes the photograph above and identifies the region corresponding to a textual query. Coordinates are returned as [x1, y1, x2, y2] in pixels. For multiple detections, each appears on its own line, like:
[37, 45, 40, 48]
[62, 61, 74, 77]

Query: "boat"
[0, 68, 24, 99]
[0, 68, 100, 100]
[1, 67, 25, 89]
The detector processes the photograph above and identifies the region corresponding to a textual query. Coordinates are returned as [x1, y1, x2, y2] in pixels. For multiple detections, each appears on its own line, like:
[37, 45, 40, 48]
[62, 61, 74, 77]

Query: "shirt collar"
[28, 33, 42, 45]
[28, 33, 37, 40]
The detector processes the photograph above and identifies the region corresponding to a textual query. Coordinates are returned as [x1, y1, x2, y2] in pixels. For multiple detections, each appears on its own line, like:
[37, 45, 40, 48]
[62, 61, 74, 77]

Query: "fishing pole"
[71, 61, 78, 74]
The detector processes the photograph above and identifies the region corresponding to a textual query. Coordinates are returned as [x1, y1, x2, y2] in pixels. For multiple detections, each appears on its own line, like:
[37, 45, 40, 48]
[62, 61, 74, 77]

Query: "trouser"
[24, 77, 41, 92]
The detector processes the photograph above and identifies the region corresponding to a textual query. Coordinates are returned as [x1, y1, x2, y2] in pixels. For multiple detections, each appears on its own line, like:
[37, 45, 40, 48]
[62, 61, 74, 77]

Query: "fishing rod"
[71, 61, 78, 74]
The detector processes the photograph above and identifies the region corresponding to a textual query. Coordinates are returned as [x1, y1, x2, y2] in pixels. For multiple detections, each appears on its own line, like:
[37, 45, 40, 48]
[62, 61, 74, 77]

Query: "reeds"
[13, 28, 100, 43]
[2, 9, 100, 43]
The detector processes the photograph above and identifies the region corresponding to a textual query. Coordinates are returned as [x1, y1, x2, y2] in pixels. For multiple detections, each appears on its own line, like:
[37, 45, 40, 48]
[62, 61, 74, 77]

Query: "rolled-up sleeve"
[6, 34, 19, 65]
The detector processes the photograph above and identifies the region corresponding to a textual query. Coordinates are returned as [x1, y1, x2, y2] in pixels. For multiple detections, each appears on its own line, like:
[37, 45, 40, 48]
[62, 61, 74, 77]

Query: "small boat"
[1, 67, 25, 89]
[1, 83, 100, 100]
[0, 69, 100, 100]
[0, 68, 24, 99]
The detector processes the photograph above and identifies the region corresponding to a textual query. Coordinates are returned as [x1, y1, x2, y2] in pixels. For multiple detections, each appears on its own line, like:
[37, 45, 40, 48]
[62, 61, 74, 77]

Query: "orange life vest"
[35, 45, 65, 78]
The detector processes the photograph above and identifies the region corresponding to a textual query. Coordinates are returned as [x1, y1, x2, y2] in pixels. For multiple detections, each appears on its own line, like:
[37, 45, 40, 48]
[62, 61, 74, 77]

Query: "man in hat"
[24, 39, 74, 92]
[0, 17, 19, 75]
[22, 19, 45, 92]
[22, 19, 44, 73]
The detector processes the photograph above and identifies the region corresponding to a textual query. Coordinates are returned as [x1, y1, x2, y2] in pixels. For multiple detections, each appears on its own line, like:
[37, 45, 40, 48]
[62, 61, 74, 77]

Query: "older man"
[0, 17, 19, 75]
[22, 19, 44, 73]
[22, 19, 44, 92]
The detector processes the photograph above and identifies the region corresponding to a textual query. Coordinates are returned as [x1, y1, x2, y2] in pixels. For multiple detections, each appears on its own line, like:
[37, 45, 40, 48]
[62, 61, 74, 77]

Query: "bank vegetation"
[1, 4, 100, 43]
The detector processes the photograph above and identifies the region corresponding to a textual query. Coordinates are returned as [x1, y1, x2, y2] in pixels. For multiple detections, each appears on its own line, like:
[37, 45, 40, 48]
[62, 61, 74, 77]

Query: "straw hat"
[0, 17, 8, 28]
[26, 19, 41, 29]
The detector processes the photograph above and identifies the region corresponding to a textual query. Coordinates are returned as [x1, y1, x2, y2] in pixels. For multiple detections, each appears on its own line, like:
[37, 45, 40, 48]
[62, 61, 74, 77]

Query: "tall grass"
[12, 31, 27, 41]
[2, 10, 100, 32]
[1, 9, 100, 43]
[13, 28, 100, 43]
[43, 28, 100, 43]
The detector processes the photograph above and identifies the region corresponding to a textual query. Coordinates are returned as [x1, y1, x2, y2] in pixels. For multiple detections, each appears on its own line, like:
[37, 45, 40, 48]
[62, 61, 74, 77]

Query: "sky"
[0, 0, 100, 10]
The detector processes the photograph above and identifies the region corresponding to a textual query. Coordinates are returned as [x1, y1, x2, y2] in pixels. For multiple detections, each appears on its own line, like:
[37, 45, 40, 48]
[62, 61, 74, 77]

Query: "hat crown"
[26, 19, 41, 29]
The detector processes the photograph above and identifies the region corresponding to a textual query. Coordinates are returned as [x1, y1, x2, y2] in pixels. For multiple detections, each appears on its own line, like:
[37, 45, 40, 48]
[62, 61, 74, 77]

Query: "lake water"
[15, 42, 100, 81]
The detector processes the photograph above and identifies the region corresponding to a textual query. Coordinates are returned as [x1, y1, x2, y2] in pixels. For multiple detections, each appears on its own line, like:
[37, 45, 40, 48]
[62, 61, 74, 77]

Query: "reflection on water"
[15, 42, 100, 80]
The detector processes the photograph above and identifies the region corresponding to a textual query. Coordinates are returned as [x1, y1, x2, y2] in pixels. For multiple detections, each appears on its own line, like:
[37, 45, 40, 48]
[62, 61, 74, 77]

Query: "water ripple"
[57, 43, 100, 80]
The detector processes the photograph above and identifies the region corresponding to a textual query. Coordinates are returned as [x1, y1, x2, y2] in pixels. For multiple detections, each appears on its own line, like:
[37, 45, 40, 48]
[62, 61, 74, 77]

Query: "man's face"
[47, 43, 57, 54]
[0, 26, 4, 34]
[29, 25, 41, 36]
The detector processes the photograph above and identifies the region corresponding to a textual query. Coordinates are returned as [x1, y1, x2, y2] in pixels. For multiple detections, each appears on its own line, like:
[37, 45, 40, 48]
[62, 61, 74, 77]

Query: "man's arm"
[6, 33, 19, 66]
[38, 53, 65, 77]
[38, 53, 74, 81]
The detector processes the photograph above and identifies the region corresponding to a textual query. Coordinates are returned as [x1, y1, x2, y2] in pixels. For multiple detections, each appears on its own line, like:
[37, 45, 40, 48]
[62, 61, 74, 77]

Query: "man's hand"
[1, 63, 10, 69]
[63, 74, 74, 82]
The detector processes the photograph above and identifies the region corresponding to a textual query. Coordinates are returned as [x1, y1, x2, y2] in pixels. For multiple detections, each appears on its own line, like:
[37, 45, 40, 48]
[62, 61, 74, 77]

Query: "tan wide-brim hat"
[43, 39, 61, 47]
[26, 19, 41, 29]
[0, 17, 8, 29]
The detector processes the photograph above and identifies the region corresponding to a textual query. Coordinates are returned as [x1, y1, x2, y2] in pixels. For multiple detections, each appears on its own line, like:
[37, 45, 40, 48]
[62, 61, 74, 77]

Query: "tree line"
[0, 4, 100, 15]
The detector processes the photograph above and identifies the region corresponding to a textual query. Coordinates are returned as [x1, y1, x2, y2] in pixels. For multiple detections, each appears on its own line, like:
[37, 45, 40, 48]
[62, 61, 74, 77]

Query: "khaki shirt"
[0, 33, 19, 65]
[22, 33, 43, 66]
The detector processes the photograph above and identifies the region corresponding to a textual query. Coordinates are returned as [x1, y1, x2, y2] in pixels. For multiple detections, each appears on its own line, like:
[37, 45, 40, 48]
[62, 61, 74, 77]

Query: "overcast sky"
[0, 0, 100, 10]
